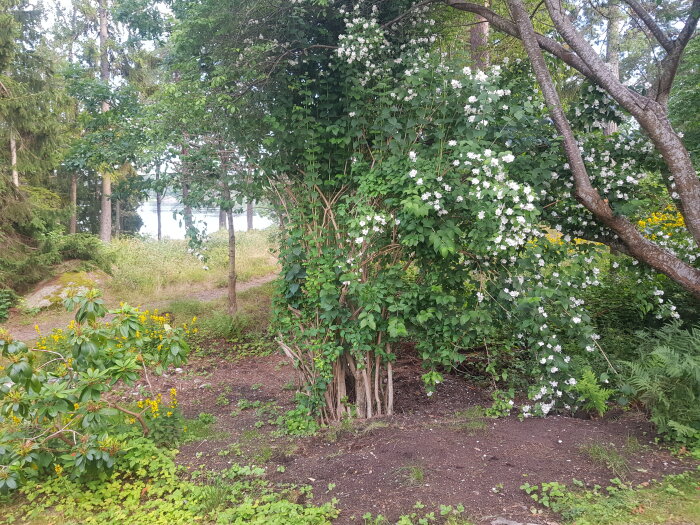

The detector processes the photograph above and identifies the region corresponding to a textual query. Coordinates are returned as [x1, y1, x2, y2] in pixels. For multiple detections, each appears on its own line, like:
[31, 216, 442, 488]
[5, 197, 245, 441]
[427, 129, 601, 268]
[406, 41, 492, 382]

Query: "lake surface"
[137, 197, 273, 240]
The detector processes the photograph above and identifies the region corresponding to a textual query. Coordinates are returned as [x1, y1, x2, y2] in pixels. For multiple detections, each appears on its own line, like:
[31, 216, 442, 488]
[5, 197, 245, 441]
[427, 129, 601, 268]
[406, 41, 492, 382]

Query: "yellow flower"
[54, 464, 63, 476]
[73, 403, 80, 410]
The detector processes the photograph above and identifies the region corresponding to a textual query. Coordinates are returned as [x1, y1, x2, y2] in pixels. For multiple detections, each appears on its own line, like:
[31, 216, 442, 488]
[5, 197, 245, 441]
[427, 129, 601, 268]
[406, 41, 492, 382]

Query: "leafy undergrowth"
[522, 471, 700, 525]
[1, 438, 337, 525]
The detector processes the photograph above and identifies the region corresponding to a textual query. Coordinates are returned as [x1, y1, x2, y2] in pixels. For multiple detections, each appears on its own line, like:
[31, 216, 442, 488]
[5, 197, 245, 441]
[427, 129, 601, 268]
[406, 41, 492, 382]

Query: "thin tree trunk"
[9, 131, 18, 187]
[155, 165, 162, 241]
[604, 1, 621, 135]
[182, 182, 193, 232]
[115, 200, 121, 237]
[470, 0, 490, 69]
[219, 208, 227, 230]
[246, 201, 253, 231]
[98, 0, 111, 242]
[222, 184, 237, 315]
[69, 173, 78, 233]
[100, 173, 111, 241]
[181, 141, 193, 232]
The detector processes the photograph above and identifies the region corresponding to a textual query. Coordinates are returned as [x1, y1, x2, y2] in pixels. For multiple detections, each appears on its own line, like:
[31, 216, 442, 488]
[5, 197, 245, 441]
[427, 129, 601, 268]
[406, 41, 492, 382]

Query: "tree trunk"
[182, 182, 193, 232]
[98, 0, 111, 242]
[222, 185, 237, 316]
[604, 1, 621, 135]
[115, 200, 121, 237]
[155, 164, 162, 241]
[100, 172, 112, 242]
[470, 0, 490, 70]
[69, 173, 78, 234]
[246, 201, 253, 231]
[181, 141, 193, 233]
[219, 208, 227, 230]
[9, 130, 18, 187]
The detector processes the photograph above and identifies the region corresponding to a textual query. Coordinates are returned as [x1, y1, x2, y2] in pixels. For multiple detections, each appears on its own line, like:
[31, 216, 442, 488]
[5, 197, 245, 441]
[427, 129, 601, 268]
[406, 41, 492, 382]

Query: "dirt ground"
[121, 343, 698, 525]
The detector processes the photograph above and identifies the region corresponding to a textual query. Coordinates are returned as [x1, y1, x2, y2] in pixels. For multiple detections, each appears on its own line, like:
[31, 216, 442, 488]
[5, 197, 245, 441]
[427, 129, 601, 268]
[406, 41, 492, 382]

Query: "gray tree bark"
[69, 173, 78, 234]
[469, 0, 490, 69]
[98, 0, 111, 242]
[604, 1, 621, 136]
[221, 184, 237, 315]
[9, 131, 18, 187]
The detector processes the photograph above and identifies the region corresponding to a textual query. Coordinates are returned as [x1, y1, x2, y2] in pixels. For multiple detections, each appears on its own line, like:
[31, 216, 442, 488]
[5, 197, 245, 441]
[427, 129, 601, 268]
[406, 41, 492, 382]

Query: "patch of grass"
[624, 435, 644, 455]
[579, 442, 630, 478]
[454, 405, 488, 435]
[199, 311, 250, 339]
[397, 464, 426, 486]
[168, 298, 207, 319]
[107, 230, 277, 303]
[560, 472, 700, 524]
[362, 421, 390, 434]
[183, 413, 230, 443]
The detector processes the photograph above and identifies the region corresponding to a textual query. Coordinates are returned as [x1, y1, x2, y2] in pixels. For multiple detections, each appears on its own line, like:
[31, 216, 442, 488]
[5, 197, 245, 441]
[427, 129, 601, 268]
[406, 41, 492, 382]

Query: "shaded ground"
[3, 273, 277, 342]
[123, 344, 697, 524]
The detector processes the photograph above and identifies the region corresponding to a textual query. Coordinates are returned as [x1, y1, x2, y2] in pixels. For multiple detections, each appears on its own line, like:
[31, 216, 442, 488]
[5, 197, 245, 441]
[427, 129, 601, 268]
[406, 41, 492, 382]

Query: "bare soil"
[124, 344, 698, 525]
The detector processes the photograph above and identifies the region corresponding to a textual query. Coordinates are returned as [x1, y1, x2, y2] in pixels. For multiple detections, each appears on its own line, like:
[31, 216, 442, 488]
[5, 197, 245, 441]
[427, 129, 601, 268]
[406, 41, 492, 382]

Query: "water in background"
[137, 196, 272, 240]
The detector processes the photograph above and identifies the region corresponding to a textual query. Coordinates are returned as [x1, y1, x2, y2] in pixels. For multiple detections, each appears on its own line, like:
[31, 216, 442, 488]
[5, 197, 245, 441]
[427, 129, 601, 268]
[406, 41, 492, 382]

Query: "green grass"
[397, 464, 426, 485]
[107, 229, 277, 303]
[579, 442, 630, 478]
[560, 472, 700, 524]
[182, 413, 230, 443]
[453, 405, 488, 435]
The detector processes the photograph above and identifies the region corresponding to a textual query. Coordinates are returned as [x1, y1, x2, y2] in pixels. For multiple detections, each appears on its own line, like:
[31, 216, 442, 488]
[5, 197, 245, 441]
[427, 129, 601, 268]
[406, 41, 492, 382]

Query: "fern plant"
[574, 368, 614, 417]
[622, 322, 700, 446]
[0, 289, 17, 323]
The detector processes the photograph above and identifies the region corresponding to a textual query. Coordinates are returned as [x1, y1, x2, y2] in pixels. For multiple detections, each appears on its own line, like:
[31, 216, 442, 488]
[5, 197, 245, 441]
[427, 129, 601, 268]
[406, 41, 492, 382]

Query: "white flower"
[550, 366, 559, 373]
[502, 153, 515, 163]
[468, 95, 477, 103]
[416, 178, 423, 185]
[448, 140, 457, 146]
[355, 237, 364, 244]
[483, 149, 492, 157]
[409, 169, 418, 178]
[572, 316, 581, 324]
[349, 111, 356, 117]
[408, 151, 417, 161]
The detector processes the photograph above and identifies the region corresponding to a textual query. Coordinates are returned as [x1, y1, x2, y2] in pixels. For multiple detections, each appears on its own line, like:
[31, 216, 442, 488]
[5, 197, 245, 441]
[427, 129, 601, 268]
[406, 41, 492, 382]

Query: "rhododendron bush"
[172, 0, 697, 421]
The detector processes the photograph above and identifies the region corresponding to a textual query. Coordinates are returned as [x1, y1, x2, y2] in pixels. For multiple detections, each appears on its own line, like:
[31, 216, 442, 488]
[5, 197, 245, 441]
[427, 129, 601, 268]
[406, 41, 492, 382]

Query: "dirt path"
[122, 346, 698, 524]
[3, 273, 277, 342]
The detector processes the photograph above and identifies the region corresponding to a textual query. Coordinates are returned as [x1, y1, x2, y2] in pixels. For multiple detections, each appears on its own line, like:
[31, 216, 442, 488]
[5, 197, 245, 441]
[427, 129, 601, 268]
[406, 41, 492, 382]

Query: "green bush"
[0, 289, 190, 492]
[622, 322, 700, 446]
[58, 233, 114, 272]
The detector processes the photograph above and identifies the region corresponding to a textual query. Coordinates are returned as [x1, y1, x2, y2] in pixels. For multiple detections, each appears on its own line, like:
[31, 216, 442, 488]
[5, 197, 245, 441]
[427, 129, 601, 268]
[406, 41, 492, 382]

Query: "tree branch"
[621, 0, 674, 52]
[506, 0, 700, 298]
[444, 0, 594, 77]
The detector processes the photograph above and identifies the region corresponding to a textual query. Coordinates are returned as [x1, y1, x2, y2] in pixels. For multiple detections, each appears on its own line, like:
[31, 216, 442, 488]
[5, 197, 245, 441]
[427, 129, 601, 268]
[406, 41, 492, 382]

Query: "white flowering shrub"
[174, 0, 697, 421]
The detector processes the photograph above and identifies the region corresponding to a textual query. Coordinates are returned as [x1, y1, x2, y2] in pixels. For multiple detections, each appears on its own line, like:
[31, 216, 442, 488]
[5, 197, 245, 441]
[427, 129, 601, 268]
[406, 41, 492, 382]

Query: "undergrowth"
[1, 438, 337, 524]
